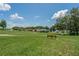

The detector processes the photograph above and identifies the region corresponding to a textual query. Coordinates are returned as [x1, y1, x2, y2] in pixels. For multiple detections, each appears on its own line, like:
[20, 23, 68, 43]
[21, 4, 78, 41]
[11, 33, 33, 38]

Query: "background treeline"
[12, 26, 49, 32]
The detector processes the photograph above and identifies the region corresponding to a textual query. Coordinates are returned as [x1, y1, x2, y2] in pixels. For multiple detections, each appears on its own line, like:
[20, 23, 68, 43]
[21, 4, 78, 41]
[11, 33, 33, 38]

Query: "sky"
[0, 3, 79, 28]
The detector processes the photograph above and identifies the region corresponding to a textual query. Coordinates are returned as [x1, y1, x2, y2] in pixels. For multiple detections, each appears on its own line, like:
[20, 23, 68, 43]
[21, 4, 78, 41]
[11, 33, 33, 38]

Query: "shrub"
[47, 32, 57, 38]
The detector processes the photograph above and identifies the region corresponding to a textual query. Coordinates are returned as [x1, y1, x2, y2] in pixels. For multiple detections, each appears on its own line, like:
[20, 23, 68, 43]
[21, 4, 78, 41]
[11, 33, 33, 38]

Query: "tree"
[68, 8, 79, 35]
[51, 18, 67, 32]
[0, 20, 7, 30]
[53, 8, 79, 35]
[50, 25, 56, 32]
[52, 8, 79, 35]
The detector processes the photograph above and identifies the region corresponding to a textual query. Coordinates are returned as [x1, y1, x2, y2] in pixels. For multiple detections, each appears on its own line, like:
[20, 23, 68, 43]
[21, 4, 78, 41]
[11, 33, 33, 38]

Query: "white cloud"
[0, 3, 11, 11]
[10, 13, 24, 20]
[51, 9, 68, 19]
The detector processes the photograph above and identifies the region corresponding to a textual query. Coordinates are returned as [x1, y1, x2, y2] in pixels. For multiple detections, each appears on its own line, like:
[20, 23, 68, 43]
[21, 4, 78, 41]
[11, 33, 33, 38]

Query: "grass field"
[0, 31, 79, 56]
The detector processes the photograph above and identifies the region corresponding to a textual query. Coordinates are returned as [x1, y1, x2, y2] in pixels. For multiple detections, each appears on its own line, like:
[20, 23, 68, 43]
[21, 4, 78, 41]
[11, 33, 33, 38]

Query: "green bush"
[47, 32, 57, 38]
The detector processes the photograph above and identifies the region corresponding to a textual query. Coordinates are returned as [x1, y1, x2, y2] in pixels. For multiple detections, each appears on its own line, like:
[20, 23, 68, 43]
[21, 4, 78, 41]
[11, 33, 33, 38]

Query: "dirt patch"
[0, 34, 16, 36]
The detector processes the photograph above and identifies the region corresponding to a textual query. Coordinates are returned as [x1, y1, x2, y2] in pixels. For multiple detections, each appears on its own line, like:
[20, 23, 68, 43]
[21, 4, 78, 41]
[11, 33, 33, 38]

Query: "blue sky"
[0, 3, 79, 28]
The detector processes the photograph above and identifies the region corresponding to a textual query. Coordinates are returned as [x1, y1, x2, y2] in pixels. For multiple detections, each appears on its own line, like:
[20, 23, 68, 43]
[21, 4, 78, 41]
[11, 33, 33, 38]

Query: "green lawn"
[0, 31, 79, 56]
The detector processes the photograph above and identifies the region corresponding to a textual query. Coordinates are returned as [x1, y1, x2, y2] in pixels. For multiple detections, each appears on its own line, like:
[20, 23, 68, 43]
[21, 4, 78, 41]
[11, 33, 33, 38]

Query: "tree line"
[12, 26, 49, 31]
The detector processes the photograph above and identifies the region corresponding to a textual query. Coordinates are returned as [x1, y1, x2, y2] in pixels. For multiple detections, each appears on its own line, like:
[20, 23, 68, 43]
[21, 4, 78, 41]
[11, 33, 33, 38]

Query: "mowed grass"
[0, 31, 79, 56]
